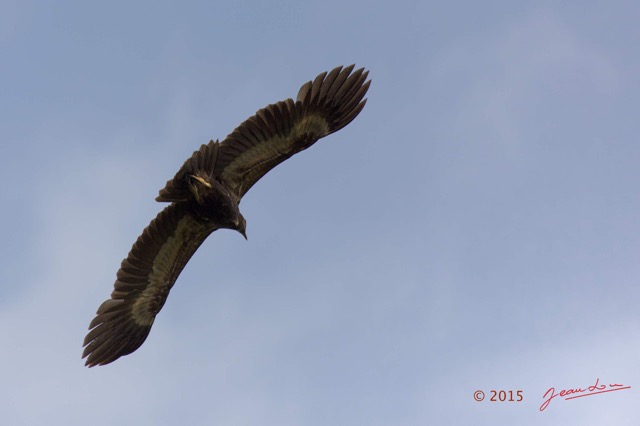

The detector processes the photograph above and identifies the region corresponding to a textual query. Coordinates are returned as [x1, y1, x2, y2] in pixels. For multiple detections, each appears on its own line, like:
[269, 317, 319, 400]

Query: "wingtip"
[296, 64, 370, 134]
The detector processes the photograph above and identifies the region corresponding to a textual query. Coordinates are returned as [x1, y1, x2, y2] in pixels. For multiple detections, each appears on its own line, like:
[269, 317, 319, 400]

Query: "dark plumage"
[82, 65, 371, 367]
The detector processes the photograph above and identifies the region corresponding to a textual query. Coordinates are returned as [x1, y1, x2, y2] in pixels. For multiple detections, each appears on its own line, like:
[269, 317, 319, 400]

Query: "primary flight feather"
[82, 65, 371, 367]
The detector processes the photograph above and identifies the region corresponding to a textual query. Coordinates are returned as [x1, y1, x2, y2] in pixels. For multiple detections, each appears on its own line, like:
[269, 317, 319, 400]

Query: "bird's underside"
[83, 65, 371, 367]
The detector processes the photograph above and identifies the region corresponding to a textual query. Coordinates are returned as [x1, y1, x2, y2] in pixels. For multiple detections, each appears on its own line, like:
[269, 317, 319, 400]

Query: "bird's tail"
[156, 140, 220, 202]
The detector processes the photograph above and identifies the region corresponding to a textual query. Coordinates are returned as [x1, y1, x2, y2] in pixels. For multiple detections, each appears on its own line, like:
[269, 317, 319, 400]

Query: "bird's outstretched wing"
[82, 203, 217, 367]
[215, 64, 371, 199]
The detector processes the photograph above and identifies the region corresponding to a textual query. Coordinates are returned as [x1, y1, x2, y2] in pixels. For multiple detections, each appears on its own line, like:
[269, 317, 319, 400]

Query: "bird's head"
[236, 214, 247, 240]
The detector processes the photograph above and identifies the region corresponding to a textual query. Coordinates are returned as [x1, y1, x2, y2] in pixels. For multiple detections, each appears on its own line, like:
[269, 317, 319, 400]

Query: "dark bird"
[82, 65, 371, 367]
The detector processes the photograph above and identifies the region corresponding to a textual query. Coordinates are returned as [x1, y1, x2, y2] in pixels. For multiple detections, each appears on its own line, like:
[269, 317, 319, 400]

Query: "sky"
[1, 0, 639, 424]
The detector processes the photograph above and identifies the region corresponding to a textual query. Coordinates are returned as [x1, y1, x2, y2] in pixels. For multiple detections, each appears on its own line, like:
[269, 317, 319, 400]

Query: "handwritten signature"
[540, 378, 631, 411]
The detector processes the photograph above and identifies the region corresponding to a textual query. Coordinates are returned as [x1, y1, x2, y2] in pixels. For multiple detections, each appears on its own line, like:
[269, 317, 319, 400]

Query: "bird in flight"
[82, 65, 371, 367]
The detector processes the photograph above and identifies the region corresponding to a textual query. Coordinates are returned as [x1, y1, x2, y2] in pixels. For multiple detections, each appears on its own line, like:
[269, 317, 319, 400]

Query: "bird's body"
[83, 65, 370, 367]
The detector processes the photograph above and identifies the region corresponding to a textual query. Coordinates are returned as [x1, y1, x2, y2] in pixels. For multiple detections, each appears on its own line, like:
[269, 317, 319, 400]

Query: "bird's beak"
[240, 229, 248, 240]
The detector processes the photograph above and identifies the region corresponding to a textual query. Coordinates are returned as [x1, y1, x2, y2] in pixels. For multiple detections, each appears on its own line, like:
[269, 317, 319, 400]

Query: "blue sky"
[2, 1, 639, 424]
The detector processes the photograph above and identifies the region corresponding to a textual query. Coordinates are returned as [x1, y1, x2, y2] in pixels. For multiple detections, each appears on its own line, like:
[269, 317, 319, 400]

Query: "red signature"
[540, 378, 631, 411]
